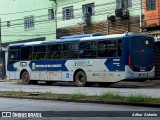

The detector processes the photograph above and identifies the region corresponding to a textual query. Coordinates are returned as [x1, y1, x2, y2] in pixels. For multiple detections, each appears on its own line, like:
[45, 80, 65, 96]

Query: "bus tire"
[75, 71, 87, 87]
[21, 71, 31, 84]
[45, 81, 54, 85]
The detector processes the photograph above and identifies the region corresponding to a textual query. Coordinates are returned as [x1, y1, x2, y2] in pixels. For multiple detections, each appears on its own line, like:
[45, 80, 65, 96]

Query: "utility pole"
[0, 18, 3, 78]
[140, 0, 142, 32]
[50, 0, 57, 38]
[0, 18, 2, 54]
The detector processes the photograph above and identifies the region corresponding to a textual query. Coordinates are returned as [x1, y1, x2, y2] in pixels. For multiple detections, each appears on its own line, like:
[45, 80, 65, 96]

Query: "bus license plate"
[139, 73, 145, 77]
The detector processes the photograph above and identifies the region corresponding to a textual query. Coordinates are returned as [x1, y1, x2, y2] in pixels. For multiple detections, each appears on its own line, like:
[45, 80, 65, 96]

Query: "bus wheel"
[45, 81, 54, 85]
[75, 71, 87, 87]
[21, 71, 31, 84]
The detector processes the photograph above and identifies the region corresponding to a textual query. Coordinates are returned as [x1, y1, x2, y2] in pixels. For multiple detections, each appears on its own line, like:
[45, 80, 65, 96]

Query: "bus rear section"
[126, 35, 155, 79]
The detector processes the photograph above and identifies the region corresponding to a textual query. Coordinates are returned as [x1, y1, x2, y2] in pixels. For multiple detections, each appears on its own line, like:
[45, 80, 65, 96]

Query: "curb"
[0, 95, 160, 108]
[0, 80, 18, 82]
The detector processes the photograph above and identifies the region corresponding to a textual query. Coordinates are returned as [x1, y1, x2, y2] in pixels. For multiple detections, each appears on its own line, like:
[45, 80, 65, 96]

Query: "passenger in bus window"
[28, 53, 32, 60]
[79, 50, 85, 58]
[11, 55, 14, 59]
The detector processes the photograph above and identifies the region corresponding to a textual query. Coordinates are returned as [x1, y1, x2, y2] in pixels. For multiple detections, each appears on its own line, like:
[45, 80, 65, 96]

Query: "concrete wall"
[56, 0, 141, 28]
[55, 0, 141, 38]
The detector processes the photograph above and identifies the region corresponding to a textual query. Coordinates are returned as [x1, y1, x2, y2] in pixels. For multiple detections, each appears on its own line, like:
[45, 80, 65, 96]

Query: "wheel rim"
[78, 75, 84, 84]
[75, 71, 87, 87]
[22, 73, 29, 83]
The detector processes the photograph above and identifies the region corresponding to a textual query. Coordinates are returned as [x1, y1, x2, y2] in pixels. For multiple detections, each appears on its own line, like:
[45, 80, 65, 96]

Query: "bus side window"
[79, 41, 97, 58]
[9, 50, 18, 60]
[21, 46, 32, 60]
[48, 44, 62, 59]
[63, 43, 78, 58]
[33, 53, 37, 60]
[50, 52, 60, 59]
[8, 47, 20, 65]
[98, 41, 107, 57]
[33, 45, 46, 60]
[98, 40, 117, 57]
[29, 53, 32, 60]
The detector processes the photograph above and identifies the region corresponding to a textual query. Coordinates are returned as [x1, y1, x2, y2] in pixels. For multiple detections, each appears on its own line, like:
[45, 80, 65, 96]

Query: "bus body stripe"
[104, 59, 125, 71]
[29, 60, 68, 71]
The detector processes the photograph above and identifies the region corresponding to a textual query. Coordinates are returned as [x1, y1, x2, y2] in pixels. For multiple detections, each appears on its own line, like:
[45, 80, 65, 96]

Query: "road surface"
[0, 81, 160, 98]
[0, 98, 159, 120]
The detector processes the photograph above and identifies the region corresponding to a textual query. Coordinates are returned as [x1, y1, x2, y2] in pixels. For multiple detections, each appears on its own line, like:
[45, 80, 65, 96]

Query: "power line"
[0, 7, 53, 16]
[0, 0, 155, 17]
[0, 2, 143, 28]
[2, 32, 56, 36]
[0, 1, 159, 36]
[1, 0, 144, 24]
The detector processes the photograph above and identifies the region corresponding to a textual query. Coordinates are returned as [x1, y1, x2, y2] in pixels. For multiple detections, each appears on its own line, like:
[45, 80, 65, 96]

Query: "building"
[143, 0, 160, 78]
[0, 0, 56, 45]
[51, 0, 142, 38]
[143, 0, 160, 36]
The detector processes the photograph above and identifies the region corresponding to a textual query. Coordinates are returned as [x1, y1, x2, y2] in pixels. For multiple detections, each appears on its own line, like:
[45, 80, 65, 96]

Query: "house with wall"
[51, 0, 142, 38]
[143, 0, 160, 38]
[143, 0, 160, 78]
[0, 0, 56, 45]
[0, 0, 147, 44]
[0, 0, 56, 78]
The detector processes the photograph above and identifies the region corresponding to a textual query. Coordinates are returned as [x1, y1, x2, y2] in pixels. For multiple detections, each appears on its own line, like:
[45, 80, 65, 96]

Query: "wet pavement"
[0, 80, 160, 98]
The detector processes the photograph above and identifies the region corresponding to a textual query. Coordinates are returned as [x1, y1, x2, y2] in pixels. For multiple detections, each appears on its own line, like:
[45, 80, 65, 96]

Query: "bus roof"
[9, 41, 44, 47]
[80, 34, 124, 41]
[60, 33, 104, 39]
[8, 33, 152, 47]
[80, 33, 153, 41]
[9, 43, 25, 47]
[9, 34, 104, 47]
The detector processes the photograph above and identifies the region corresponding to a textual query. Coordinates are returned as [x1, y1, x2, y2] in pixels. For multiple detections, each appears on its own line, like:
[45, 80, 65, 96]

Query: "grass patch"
[128, 95, 151, 103]
[128, 94, 160, 103]
[5, 91, 30, 96]
[41, 92, 54, 97]
[0, 91, 160, 105]
[99, 93, 125, 101]
[98, 93, 160, 104]
[6, 91, 17, 96]
[68, 93, 87, 100]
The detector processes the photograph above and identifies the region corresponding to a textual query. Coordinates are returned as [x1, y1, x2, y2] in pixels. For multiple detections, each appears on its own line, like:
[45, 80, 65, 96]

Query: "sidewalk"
[0, 79, 160, 107]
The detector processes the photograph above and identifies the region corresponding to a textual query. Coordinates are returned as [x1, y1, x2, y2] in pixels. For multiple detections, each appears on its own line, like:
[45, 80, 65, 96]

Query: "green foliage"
[6, 91, 17, 96]
[68, 93, 87, 100]
[128, 94, 160, 103]
[128, 95, 150, 103]
[5, 91, 30, 96]
[41, 92, 54, 97]
[99, 93, 124, 101]
[1, 91, 160, 105]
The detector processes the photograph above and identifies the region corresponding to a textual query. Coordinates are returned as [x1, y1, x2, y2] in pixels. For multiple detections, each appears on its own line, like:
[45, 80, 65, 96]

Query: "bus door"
[0, 59, 3, 78]
[129, 36, 154, 72]
[7, 48, 20, 80]
[0, 51, 5, 78]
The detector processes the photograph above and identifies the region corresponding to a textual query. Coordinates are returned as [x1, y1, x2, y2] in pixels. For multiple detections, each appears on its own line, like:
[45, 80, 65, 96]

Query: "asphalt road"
[0, 98, 159, 120]
[0, 81, 160, 98]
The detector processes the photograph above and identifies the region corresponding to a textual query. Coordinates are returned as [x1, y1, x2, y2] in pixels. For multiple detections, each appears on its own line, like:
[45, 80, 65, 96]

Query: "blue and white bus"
[7, 33, 155, 87]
